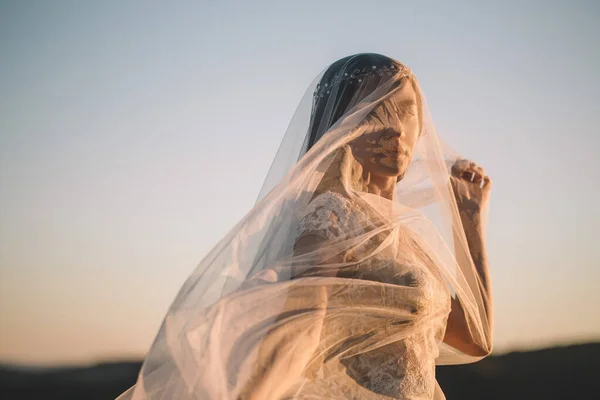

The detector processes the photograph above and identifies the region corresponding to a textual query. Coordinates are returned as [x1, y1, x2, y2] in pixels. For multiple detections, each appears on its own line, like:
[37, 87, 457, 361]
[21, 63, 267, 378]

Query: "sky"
[0, 0, 598, 366]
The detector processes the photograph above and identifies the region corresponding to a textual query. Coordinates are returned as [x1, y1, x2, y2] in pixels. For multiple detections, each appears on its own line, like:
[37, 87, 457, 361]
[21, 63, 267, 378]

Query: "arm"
[443, 160, 493, 357]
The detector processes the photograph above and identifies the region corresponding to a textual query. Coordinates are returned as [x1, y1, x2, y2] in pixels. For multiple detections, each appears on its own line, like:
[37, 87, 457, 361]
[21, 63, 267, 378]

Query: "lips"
[381, 147, 406, 157]
[378, 136, 406, 157]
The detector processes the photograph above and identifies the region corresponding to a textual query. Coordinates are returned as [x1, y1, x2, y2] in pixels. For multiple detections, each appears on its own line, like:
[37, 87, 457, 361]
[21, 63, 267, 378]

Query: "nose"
[383, 128, 404, 143]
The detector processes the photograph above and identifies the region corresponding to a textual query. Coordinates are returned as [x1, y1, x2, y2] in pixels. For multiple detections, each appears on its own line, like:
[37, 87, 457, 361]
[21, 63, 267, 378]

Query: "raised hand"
[450, 159, 491, 213]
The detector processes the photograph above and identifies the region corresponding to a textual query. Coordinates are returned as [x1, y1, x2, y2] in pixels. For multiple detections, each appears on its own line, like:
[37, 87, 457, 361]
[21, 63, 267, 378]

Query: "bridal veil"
[117, 54, 492, 400]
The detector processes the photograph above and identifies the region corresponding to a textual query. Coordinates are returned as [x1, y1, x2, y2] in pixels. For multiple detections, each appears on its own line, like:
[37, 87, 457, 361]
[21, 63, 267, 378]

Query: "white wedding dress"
[290, 191, 450, 399]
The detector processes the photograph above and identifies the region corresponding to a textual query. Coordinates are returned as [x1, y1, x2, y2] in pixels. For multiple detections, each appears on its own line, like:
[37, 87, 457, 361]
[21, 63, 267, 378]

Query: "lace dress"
[293, 191, 451, 400]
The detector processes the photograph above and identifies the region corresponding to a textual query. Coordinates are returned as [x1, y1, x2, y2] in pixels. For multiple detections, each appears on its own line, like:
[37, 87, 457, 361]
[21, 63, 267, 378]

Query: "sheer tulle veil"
[117, 53, 492, 400]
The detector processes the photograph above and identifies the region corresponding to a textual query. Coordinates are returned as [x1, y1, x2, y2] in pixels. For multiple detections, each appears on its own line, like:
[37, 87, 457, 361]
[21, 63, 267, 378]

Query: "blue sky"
[1, 0, 598, 365]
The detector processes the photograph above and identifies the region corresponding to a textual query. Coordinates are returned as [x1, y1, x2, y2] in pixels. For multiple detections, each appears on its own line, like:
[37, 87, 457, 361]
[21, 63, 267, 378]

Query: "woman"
[118, 53, 493, 400]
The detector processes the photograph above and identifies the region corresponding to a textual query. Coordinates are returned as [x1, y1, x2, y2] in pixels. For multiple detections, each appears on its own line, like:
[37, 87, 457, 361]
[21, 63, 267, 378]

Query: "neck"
[364, 173, 396, 200]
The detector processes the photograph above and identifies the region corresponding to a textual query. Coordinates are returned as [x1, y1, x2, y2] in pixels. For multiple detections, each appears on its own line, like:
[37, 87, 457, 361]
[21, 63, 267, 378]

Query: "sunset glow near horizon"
[1, 0, 599, 366]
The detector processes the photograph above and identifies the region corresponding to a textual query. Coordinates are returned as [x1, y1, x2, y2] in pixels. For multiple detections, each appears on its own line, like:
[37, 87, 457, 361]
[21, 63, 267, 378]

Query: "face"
[350, 80, 420, 178]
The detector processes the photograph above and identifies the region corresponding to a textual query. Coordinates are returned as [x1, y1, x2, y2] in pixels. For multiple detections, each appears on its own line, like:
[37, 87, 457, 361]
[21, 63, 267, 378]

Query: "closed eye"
[395, 99, 417, 119]
[397, 107, 417, 122]
[398, 104, 417, 116]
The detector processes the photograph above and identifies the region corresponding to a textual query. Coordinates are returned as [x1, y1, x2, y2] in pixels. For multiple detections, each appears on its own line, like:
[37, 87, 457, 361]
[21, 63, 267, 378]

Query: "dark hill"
[1, 343, 597, 399]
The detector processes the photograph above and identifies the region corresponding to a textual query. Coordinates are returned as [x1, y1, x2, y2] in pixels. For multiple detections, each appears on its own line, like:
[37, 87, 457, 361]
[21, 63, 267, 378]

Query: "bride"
[117, 53, 493, 400]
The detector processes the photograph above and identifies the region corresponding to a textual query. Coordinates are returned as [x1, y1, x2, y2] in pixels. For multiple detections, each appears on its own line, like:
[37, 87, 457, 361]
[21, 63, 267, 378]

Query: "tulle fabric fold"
[117, 56, 491, 400]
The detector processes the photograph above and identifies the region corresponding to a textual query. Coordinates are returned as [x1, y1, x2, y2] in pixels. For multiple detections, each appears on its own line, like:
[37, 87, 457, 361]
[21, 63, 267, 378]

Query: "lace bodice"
[295, 191, 451, 400]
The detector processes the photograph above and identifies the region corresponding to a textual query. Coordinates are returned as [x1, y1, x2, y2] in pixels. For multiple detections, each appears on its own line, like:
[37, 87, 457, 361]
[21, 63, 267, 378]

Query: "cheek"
[352, 133, 381, 157]
[350, 142, 372, 165]
[405, 121, 420, 148]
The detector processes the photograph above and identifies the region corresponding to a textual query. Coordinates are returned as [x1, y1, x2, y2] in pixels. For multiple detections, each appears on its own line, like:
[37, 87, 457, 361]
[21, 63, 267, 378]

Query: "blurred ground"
[0, 343, 597, 399]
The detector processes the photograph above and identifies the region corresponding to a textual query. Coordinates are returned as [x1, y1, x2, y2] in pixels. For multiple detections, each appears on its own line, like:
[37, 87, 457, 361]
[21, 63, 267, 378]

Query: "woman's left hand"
[450, 159, 491, 213]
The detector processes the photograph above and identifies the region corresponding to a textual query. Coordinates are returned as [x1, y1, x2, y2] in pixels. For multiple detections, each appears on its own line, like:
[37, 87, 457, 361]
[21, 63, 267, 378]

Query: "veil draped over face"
[117, 54, 492, 400]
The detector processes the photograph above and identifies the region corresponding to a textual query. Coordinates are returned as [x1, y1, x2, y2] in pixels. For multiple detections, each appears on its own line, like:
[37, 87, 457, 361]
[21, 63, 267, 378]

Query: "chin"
[376, 161, 409, 176]
[372, 165, 405, 177]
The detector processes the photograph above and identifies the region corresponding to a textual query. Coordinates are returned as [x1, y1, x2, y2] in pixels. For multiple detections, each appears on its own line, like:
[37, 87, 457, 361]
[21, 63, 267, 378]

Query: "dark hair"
[306, 53, 407, 150]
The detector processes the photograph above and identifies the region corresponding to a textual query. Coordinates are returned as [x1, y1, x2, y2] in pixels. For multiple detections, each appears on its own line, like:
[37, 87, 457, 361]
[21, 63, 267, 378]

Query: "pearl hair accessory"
[313, 64, 414, 99]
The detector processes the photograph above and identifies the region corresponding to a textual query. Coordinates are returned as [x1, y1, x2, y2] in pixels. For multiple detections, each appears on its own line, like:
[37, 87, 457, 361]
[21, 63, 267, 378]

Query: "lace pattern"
[295, 191, 450, 399]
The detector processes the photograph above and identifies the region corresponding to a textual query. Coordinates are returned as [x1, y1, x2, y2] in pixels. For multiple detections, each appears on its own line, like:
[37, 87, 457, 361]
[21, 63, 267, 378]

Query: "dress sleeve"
[297, 191, 367, 241]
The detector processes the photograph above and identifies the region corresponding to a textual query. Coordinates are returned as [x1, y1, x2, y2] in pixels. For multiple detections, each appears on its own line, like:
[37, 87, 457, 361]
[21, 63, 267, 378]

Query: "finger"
[482, 175, 492, 188]
[472, 172, 483, 184]
[452, 159, 470, 174]
[461, 170, 481, 183]
[479, 176, 486, 188]
[472, 164, 485, 176]
[462, 159, 482, 172]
